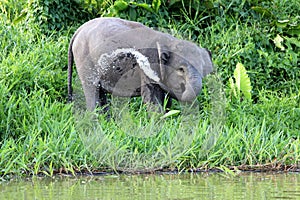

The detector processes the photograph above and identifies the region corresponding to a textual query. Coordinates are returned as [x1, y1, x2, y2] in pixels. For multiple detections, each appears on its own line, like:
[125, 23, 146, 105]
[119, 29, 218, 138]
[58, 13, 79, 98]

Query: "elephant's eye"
[177, 67, 185, 73]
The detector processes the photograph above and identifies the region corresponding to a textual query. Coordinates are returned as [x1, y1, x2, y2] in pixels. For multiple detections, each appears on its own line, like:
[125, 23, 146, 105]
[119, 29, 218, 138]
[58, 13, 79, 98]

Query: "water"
[1, 172, 299, 200]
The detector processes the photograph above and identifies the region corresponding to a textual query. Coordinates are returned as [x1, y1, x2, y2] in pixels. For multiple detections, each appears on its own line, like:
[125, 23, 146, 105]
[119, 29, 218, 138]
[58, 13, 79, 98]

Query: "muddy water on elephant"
[1, 172, 299, 199]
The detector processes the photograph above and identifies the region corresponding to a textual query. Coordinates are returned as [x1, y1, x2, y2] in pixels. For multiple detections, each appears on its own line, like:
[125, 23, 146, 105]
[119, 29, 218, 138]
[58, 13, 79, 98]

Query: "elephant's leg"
[76, 58, 101, 111]
[141, 83, 164, 105]
[81, 82, 100, 111]
[141, 76, 165, 112]
[98, 87, 107, 106]
[141, 83, 165, 112]
[98, 85, 109, 113]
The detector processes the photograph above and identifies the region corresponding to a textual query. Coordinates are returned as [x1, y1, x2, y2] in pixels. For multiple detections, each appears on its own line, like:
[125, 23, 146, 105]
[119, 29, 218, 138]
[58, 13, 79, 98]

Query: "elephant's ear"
[156, 42, 169, 81]
[198, 48, 214, 77]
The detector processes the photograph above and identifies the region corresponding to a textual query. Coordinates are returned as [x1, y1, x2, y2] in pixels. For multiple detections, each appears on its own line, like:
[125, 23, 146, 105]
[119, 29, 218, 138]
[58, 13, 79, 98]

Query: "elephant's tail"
[67, 32, 77, 103]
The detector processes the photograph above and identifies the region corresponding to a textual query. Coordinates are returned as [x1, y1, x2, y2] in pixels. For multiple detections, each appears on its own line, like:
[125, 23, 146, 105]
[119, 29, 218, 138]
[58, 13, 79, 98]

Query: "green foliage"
[0, 18, 69, 140]
[201, 21, 299, 96]
[105, 0, 154, 20]
[97, 0, 167, 26]
[229, 63, 252, 101]
[19, 0, 89, 35]
[79, 0, 215, 28]
[251, 1, 300, 36]
[79, 0, 113, 16]
[0, 23, 68, 101]
[273, 34, 285, 50]
[0, 0, 26, 23]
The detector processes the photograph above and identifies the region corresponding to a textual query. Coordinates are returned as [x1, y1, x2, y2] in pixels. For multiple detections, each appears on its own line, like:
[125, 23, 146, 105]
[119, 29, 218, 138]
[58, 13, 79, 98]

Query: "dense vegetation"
[0, 0, 299, 178]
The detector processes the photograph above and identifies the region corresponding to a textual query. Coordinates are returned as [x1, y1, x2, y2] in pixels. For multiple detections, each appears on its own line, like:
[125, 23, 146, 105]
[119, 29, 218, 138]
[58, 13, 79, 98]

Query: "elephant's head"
[152, 40, 213, 102]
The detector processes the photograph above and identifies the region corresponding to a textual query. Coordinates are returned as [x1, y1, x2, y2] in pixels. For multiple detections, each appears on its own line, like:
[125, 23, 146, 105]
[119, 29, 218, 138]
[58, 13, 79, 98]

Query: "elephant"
[68, 17, 213, 112]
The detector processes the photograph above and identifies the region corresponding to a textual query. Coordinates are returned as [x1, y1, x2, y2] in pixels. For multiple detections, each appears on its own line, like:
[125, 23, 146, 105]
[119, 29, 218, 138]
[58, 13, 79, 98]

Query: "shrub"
[20, 0, 90, 35]
[0, 19, 69, 101]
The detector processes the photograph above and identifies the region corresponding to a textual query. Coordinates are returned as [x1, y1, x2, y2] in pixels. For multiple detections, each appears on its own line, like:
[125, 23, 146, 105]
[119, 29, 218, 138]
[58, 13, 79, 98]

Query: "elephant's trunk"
[180, 68, 202, 102]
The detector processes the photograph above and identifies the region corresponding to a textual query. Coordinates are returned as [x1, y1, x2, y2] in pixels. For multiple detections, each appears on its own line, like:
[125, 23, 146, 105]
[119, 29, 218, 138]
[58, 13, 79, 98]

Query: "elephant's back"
[78, 17, 146, 38]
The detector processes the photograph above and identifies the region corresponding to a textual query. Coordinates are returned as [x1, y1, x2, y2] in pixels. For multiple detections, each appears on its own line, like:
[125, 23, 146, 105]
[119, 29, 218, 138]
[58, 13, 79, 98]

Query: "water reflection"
[0, 172, 299, 200]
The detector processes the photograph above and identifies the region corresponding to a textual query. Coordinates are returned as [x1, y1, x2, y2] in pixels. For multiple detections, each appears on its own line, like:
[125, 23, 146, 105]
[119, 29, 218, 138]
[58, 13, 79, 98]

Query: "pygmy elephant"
[68, 17, 213, 111]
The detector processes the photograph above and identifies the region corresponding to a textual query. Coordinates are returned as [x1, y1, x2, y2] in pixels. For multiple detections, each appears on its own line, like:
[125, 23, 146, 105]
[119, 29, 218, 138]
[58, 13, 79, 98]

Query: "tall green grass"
[1, 89, 298, 177]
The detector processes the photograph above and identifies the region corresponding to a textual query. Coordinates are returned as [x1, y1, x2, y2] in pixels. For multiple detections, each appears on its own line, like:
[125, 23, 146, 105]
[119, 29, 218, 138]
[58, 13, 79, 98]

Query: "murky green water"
[1, 172, 299, 200]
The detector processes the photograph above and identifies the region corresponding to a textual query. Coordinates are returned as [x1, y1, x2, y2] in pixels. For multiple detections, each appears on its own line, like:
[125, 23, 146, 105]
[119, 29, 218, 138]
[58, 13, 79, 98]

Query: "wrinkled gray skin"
[68, 17, 213, 111]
